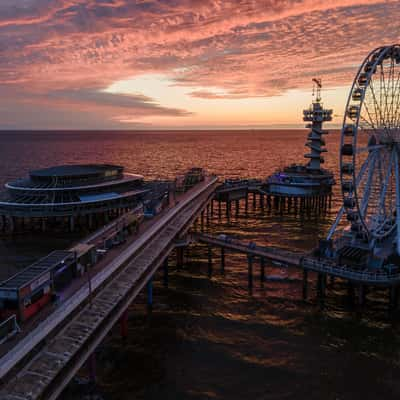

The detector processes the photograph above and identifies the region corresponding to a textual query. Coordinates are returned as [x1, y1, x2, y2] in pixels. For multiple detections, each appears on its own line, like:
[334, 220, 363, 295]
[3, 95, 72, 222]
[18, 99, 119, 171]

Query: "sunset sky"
[0, 0, 399, 130]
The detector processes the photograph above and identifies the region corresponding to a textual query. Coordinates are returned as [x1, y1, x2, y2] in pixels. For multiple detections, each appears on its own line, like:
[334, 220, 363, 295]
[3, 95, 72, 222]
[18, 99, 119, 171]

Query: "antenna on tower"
[312, 78, 322, 103]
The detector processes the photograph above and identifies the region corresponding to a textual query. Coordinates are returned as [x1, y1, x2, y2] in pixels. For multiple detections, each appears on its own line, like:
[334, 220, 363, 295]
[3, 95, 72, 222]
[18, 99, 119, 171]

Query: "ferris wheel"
[339, 44, 400, 251]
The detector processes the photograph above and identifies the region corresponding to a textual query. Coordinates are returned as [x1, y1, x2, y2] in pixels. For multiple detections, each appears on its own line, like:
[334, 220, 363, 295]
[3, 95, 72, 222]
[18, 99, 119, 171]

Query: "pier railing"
[0, 316, 20, 346]
[195, 234, 400, 286]
[302, 257, 400, 284]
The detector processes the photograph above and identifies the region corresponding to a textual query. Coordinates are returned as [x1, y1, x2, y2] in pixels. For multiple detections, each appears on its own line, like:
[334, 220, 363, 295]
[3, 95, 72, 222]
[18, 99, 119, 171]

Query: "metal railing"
[302, 257, 400, 284]
[195, 233, 302, 265]
[0, 315, 20, 346]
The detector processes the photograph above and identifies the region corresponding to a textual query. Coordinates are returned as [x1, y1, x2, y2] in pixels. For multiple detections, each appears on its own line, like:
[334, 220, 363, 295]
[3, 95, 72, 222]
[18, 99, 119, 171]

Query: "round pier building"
[0, 164, 148, 233]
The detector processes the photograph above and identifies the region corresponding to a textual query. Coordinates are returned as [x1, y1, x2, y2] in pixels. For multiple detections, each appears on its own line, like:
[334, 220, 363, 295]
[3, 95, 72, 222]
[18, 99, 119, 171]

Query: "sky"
[0, 0, 399, 130]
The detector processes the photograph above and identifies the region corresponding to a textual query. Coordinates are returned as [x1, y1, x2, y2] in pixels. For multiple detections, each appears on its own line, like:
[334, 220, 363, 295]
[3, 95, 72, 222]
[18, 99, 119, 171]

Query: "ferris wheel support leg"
[327, 206, 345, 240]
[394, 149, 400, 255]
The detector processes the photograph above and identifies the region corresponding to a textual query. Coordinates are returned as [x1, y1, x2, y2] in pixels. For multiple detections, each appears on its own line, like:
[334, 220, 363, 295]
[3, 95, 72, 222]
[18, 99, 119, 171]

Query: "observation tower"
[0, 164, 148, 234]
[264, 80, 335, 211]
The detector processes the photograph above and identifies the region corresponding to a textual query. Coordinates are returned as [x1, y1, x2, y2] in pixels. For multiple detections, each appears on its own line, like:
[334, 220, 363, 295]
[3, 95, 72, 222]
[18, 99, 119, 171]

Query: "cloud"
[49, 88, 192, 116]
[0, 0, 399, 128]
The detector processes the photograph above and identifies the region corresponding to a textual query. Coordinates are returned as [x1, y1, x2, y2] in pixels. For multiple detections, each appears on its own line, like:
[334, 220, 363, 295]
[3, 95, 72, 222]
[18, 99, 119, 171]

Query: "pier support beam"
[358, 284, 366, 307]
[390, 286, 399, 310]
[41, 218, 46, 233]
[201, 211, 205, 232]
[163, 258, 169, 288]
[235, 199, 240, 217]
[226, 201, 231, 219]
[69, 216, 75, 233]
[260, 257, 265, 282]
[88, 214, 93, 230]
[245, 193, 249, 215]
[347, 282, 355, 306]
[147, 278, 153, 312]
[176, 247, 184, 270]
[9, 216, 15, 233]
[120, 309, 128, 339]
[89, 352, 96, 384]
[317, 273, 326, 304]
[248, 255, 253, 289]
[208, 245, 213, 277]
[302, 269, 308, 300]
[220, 247, 225, 274]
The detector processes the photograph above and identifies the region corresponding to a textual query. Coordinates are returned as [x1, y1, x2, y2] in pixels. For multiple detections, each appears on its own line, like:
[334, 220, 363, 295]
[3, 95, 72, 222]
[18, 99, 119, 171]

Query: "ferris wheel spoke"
[381, 60, 392, 129]
[392, 70, 400, 127]
[363, 88, 381, 129]
[388, 59, 397, 128]
[380, 62, 389, 127]
[388, 58, 398, 128]
[360, 150, 377, 217]
[359, 114, 378, 133]
[380, 63, 390, 127]
[361, 101, 380, 133]
[375, 148, 395, 223]
[369, 75, 387, 129]
[355, 144, 385, 154]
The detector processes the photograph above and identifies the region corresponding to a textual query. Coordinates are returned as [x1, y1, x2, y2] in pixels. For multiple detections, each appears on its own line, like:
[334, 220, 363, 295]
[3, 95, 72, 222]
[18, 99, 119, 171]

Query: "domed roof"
[29, 164, 123, 180]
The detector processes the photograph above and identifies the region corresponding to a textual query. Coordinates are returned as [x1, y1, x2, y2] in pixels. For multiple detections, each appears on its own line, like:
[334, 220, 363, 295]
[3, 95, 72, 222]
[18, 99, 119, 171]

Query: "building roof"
[5, 173, 144, 192]
[0, 251, 75, 291]
[30, 164, 123, 180]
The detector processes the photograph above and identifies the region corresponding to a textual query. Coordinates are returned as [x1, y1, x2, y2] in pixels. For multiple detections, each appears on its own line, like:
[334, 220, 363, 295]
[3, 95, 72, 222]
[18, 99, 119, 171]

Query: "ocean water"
[0, 130, 399, 399]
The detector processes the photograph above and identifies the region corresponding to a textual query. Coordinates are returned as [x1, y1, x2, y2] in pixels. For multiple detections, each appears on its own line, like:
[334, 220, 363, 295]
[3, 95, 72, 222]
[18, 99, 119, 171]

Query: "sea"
[0, 130, 399, 400]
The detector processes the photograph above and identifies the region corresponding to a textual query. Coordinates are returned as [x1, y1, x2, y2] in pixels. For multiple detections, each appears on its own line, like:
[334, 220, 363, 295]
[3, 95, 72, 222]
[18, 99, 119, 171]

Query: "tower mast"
[303, 79, 333, 172]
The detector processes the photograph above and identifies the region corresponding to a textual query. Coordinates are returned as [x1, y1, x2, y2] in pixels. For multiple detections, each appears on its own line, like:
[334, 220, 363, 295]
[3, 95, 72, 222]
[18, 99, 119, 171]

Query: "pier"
[0, 176, 218, 400]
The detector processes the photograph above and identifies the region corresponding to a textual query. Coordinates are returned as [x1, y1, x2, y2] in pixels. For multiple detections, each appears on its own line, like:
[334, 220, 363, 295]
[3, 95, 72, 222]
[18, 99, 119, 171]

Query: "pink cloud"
[0, 0, 398, 128]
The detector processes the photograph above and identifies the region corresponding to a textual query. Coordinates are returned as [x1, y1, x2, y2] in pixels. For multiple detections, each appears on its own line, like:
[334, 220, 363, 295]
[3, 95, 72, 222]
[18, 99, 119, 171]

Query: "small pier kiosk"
[265, 79, 334, 210]
[0, 164, 148, 233]
[0, 251, 76, 322]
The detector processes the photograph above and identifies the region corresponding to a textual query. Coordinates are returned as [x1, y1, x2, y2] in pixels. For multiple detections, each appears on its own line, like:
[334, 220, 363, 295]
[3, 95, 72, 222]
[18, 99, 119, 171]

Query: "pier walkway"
[0, 177, 218, 400]
[193, 233, 400, 286]
[193, 233, 302, 267]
